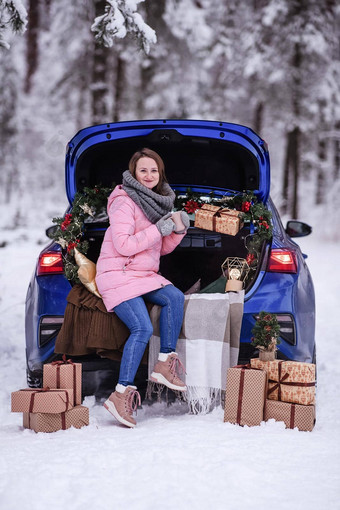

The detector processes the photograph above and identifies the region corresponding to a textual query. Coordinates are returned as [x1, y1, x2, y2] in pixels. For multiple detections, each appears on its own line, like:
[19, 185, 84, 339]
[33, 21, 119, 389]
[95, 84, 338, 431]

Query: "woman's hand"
[156, 213, 176, 237]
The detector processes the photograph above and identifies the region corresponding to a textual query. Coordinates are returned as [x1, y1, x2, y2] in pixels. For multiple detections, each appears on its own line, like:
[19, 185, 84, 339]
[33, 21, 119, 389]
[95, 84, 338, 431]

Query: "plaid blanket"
[147, 291, 244, 414]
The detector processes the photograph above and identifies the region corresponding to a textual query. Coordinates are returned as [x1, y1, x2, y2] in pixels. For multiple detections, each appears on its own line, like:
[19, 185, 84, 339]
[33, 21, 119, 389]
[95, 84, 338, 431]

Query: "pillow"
[74, 248, 102, 298]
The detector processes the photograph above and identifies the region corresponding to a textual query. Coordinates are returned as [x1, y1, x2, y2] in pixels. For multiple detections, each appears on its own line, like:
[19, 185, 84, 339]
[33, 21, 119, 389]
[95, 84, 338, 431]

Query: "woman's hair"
[128, 148, 168, 194]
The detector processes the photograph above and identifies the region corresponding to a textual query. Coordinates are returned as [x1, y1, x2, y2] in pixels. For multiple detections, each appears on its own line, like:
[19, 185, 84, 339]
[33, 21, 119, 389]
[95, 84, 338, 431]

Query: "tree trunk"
[282, 127, 300, 218]
[0, 52, 20, 205]
[282, 131, 292, 215]
[253, 101, 264, 136]
[291, 126, 300, 218]
[334, 121, 340, 181]
[24, 0, 40, 93]
[137, 0, 172, 118]
[113, 55, 125, 122]
[290, 42, 302, 219]
[316, 137, 327, 205]
[91, 0, 110, 123]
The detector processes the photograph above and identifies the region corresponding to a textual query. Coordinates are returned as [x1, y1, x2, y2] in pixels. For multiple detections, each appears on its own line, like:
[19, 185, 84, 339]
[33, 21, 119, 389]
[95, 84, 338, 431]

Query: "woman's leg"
[143, 285, 185, 353]
[113, 296, 153, 386]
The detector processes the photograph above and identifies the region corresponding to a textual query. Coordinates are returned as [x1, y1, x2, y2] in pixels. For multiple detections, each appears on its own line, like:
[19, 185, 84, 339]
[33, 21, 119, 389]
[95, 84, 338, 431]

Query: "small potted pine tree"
[251, 311, 281, 361]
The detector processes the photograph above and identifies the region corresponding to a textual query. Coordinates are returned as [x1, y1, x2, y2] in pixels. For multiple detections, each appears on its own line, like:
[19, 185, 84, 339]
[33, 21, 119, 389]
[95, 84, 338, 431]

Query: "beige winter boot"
[150, 352, 187, 391]
[104, 385, 141, 428]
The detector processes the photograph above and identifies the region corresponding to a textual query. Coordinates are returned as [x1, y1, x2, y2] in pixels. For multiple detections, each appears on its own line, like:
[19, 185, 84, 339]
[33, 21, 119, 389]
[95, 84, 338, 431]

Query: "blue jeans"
[113, 285, 185, 386]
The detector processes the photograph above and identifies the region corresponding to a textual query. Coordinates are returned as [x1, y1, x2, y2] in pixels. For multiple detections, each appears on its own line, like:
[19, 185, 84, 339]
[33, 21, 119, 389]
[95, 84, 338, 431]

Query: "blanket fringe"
[145, 381, 224, 414]
[184, 386, 224, 415]
[145, 381, 187, 406]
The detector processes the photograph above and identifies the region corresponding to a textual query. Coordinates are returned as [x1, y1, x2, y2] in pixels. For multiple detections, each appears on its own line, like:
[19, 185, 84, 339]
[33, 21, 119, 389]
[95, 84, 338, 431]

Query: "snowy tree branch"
[0, 0, 27, 49]
[91, 0, 156, 54]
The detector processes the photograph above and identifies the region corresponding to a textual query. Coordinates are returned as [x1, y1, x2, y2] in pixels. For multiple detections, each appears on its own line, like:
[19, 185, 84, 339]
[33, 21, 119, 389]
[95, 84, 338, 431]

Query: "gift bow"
[52, 353, 75, 366]
[267, 361, 315, 401]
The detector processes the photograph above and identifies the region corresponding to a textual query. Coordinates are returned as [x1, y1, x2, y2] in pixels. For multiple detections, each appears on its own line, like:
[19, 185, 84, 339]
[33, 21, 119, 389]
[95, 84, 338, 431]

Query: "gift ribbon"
[20, 388, 70, 428]
[267, 361, 315, 401]
[236, 367, 246, 425]
[51, 354, 77, 406]
[20, 387, 49, 427]
[61, 412, 66, 430]
[212, 209, 240, 232]
[289, 404, 296, 429]
[232, 364, 267, 426]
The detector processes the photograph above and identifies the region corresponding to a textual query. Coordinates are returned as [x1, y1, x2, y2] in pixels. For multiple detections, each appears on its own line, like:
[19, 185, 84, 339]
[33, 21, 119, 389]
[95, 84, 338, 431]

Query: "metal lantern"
[221, 257, 250, 292]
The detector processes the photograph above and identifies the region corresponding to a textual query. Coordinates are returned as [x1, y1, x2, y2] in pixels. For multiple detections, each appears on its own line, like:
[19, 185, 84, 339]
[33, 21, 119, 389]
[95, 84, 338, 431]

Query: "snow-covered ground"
[0, 223, 339, 510]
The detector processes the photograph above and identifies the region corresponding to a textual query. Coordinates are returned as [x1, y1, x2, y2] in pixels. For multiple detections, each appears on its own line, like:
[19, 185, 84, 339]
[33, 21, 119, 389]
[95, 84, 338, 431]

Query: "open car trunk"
[69, 121, 271, 293]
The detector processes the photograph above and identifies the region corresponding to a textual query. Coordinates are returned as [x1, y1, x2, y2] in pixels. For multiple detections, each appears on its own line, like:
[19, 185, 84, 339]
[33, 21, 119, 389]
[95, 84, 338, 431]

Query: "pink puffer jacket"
[95, 186, 185, 311]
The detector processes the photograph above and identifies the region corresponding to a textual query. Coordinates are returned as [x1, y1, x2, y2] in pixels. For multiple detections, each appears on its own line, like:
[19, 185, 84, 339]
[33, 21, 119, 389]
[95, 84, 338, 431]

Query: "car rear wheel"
[26, 368, 42, 388]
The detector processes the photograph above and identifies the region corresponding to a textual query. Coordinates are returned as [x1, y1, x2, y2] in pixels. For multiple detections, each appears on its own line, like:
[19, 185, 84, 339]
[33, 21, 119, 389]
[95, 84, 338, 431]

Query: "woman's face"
[135, 157, 160, 189]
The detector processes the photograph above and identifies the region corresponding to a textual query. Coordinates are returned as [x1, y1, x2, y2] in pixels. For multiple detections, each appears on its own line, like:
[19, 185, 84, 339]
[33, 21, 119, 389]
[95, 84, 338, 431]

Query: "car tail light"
[37, 252, 63, 275]
[267, 249, 297, 273]
[39, 316, 64, 347]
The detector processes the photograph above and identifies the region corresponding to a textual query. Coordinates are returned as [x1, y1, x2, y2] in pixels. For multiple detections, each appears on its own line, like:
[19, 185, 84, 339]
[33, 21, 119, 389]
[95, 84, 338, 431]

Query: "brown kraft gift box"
[11, 388, 73, 413]
[250, 359, 316, 405]
[264, 399, 315, 432]
[43, 355, 82, 405]
[23, 405, 89, 433]
[224, 365, 267, 426]
[194, 204, 243, 236]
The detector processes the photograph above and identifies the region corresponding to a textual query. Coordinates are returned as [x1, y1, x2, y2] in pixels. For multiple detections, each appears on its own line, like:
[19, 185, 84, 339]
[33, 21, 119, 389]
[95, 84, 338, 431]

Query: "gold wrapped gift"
[194, 204, 243, 235]
[250, 359, 316, 405]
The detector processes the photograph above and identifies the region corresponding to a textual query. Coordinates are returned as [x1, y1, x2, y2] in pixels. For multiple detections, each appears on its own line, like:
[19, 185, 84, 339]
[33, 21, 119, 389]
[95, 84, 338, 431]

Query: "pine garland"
[174, 189, 273, 268]
[49, 185, 113, 283]
[49, 185, 272, 283]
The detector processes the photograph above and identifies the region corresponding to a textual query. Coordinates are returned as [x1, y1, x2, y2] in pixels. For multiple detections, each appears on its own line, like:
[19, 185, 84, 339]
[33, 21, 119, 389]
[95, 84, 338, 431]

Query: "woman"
[96, 148, 190, 428]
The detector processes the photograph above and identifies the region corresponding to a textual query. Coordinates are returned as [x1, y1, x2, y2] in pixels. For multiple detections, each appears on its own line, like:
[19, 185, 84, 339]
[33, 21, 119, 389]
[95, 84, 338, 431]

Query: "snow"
[0, 223, 340, 509]
[91, 0, 156, 53]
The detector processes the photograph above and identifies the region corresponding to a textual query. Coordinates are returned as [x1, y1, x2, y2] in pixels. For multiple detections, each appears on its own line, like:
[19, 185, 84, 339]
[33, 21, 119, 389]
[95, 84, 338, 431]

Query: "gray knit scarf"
[122, 170, 175, 223]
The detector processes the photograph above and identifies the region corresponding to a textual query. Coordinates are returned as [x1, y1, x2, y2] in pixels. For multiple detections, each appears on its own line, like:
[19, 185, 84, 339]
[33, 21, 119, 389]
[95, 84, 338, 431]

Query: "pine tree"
[0, 0, 27, 49]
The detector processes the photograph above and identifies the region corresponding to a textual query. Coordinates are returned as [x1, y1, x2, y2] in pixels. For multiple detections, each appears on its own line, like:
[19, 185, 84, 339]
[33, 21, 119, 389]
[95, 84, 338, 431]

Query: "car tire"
[26, 368, 42, 388]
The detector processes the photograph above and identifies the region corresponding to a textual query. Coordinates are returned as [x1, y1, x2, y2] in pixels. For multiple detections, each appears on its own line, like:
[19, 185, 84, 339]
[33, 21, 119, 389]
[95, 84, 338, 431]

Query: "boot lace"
[169, 355, 186, 378]
[126, 389, 141, 415]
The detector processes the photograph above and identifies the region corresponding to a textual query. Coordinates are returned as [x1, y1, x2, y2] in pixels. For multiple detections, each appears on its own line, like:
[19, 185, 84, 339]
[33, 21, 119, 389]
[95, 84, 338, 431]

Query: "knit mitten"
[156, 213, 176, 236]
[172, 211, 190, 233]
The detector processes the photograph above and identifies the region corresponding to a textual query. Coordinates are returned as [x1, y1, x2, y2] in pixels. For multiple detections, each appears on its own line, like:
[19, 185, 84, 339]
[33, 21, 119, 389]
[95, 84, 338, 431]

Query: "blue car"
[25, 120, 315, 397]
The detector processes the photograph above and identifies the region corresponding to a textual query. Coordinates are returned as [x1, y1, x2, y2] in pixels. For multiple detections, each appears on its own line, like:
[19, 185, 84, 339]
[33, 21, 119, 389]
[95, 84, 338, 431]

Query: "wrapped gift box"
[11, 388, 73, 413]
[23, 405, 89, 433]
[250, 359, 315, 405]
[264, 399, 315, 432]
[43, 357, 82, 405]
[224, 365, 267, 426]
[194, 204, 243, 236]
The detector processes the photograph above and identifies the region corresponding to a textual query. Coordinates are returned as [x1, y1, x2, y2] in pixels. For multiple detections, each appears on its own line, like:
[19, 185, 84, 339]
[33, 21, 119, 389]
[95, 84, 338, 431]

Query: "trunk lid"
[65, 119, 270, 204]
